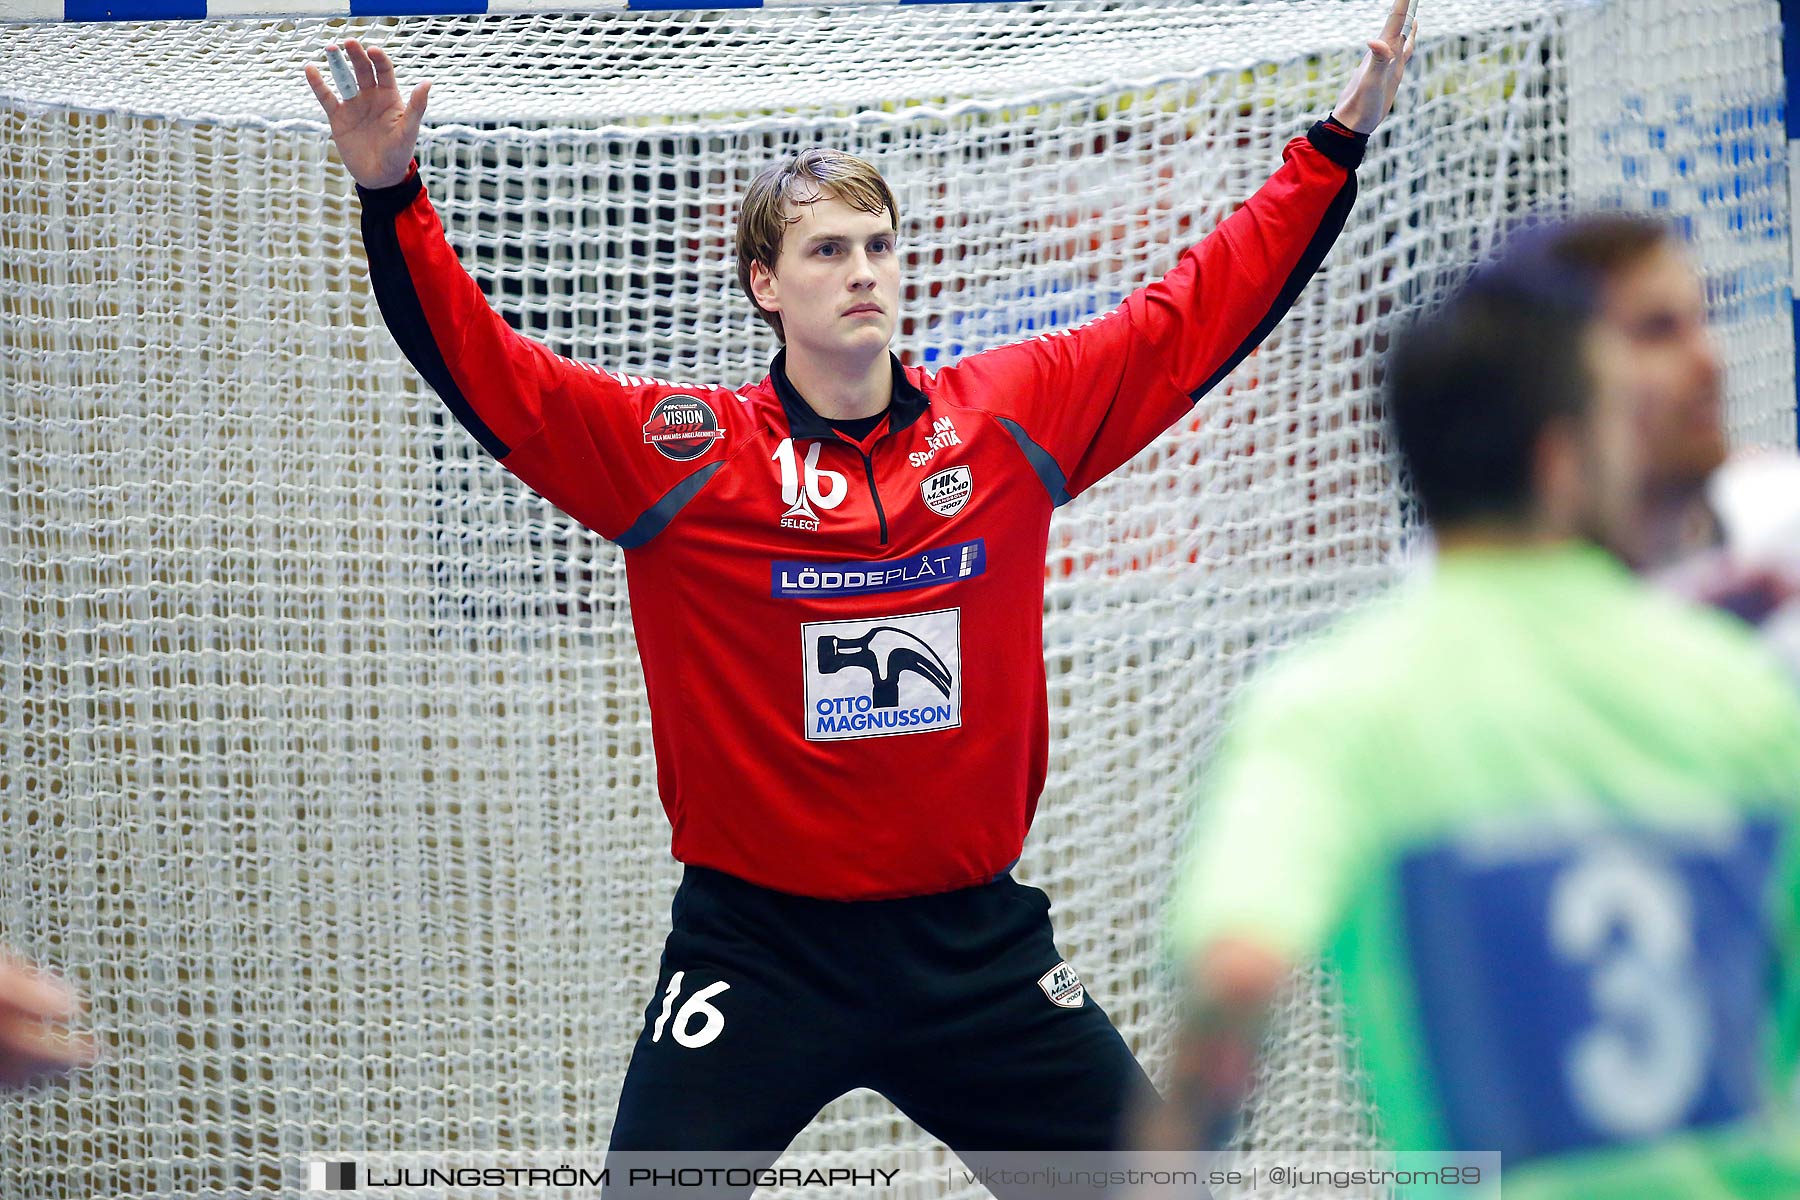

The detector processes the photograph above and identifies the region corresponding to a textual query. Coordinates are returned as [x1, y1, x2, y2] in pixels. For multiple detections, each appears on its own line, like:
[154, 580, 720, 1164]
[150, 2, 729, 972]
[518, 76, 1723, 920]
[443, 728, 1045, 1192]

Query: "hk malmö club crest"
[1038, 961, 1085, 1008]
[920, 465, 972, 517]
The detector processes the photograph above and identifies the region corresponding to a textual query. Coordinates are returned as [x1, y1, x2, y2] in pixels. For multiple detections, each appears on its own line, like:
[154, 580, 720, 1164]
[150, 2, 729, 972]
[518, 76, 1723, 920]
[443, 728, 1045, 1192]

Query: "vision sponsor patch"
[772, 540, 985, 598]
[642, 394, 724, 461]
[802, 608, 961, 741]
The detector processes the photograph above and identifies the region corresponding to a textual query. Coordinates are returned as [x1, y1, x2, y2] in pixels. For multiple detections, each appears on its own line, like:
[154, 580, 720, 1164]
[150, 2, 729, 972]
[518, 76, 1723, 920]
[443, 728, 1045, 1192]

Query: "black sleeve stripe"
[1190, 165, 1359, 404]
[614, 461, 727, 549]
[357, 169, 425, 219]
[994, 415, 1073, 509]
[359, 181, 513, 461]
[1308, 117, 1370, 170]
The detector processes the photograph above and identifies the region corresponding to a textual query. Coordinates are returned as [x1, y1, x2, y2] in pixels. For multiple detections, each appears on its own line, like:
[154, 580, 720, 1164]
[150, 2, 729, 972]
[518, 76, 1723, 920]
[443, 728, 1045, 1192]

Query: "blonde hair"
[735, 148, 898, 343]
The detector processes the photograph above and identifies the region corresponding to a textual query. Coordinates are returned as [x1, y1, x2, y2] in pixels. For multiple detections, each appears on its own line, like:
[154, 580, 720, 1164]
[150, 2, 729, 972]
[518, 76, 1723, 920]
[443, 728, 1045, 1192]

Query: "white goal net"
[0, 1, 1792, 1196]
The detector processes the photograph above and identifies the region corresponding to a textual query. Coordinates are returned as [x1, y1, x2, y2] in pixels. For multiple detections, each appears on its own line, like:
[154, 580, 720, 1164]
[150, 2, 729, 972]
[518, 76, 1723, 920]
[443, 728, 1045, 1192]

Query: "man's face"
[750, 191, 900, 358]
[1592, 242, 1726, 499]
[1573, 319, 1650, 552]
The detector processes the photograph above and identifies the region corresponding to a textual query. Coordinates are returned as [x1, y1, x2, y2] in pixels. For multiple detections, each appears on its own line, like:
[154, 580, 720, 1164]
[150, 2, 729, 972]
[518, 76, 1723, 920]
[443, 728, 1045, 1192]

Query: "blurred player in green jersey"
[1162, 223, 1800, 1199]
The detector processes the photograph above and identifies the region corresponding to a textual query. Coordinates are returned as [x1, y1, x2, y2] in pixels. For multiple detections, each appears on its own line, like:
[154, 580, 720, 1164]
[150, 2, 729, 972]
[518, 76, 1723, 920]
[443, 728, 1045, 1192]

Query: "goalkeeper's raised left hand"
[1333, 0, 1419, 134]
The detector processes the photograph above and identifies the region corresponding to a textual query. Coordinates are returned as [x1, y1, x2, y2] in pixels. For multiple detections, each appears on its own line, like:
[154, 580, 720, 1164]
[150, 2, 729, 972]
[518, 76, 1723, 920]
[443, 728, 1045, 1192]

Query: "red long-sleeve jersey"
[359, 123, 1363, 899]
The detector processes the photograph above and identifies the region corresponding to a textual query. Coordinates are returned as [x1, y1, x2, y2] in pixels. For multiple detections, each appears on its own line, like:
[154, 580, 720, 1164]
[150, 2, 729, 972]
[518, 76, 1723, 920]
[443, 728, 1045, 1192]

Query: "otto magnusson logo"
[310, 1162, 357, 1191]
[802, 608, 960, 741]
[641, 394, 724, 461]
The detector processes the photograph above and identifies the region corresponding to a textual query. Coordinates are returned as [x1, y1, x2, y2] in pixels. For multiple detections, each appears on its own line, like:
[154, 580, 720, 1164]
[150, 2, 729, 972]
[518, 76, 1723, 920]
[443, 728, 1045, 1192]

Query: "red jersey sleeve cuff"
[355, 161, 424, 218]
[1307, 117, 1369, 171]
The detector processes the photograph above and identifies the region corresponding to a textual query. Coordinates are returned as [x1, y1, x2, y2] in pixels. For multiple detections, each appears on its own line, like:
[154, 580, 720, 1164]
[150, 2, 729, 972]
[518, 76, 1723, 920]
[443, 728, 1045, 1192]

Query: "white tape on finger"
[326, 47, 359, 100]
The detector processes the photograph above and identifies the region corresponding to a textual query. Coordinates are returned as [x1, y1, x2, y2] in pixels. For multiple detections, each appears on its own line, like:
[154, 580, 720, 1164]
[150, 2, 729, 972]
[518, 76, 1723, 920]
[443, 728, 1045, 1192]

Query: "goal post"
[0, 2, 1792, 1197]
[8, 0, 970, 18]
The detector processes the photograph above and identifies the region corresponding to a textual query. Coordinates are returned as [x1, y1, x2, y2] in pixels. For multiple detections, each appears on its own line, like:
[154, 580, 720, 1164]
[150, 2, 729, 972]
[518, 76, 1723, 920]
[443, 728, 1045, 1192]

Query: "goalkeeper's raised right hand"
[304, 39, 430, 190]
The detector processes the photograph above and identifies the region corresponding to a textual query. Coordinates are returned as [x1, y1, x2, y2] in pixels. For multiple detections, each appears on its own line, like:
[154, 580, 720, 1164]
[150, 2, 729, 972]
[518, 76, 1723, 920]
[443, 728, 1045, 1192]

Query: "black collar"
[770, 350, 929, 441]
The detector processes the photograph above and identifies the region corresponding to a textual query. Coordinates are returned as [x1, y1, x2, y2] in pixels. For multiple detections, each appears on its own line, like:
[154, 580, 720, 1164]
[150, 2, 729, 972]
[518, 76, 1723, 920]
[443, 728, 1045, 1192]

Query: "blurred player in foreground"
[0, 951, 95, 1087]
[1160, 226, 1800, 1198]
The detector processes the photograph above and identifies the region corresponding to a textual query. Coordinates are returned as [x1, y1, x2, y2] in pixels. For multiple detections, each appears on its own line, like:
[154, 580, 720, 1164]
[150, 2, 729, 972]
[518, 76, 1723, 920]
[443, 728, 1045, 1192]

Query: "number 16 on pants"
[652, 971, 731, 1049]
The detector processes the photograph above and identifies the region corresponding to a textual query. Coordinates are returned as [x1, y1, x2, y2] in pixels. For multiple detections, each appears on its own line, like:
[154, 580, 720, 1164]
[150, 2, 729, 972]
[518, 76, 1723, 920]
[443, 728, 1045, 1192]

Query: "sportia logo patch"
[801, 608, 961, 741]
[772, 540, 985, 598]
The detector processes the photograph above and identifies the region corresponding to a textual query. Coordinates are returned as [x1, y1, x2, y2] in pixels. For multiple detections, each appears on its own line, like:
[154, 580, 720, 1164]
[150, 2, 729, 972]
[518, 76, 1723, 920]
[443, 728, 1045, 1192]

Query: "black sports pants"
[604, 866, 1155, 1191]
